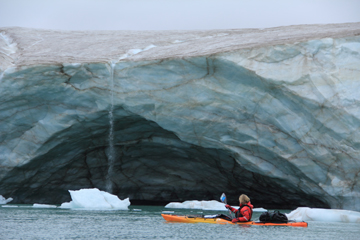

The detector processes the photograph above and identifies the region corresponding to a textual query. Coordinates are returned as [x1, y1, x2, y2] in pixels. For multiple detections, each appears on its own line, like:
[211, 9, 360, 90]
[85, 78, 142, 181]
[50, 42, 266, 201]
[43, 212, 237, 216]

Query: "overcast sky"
[1, 0, 360, 31]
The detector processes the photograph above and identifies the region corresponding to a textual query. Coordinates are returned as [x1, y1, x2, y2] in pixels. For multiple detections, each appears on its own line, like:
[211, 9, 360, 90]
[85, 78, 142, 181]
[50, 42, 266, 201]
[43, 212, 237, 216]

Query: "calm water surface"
[1, 205, 359, 239]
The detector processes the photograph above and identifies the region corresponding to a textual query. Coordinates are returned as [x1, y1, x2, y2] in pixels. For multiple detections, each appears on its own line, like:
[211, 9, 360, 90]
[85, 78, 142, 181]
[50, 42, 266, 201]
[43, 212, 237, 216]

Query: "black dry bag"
[259, 211, 288, 223]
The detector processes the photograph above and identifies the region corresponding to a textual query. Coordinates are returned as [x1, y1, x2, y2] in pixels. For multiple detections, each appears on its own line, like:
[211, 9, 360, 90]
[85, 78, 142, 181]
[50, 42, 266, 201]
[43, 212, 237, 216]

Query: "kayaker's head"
[239, 194, 250, 205]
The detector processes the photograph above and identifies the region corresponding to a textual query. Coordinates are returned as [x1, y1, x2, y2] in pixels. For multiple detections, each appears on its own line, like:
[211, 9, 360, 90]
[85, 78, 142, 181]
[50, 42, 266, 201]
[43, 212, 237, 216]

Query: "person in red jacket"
[225, 194, 253, 223]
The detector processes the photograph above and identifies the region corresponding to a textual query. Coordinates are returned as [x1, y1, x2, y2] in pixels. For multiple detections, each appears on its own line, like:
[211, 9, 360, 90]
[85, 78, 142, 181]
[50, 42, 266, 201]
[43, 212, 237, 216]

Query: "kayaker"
[225, 194, 253, 223]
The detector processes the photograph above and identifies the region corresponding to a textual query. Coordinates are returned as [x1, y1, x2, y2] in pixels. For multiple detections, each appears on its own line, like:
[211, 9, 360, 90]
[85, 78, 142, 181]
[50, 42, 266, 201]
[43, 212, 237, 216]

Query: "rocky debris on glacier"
[0, 23, 360, 210]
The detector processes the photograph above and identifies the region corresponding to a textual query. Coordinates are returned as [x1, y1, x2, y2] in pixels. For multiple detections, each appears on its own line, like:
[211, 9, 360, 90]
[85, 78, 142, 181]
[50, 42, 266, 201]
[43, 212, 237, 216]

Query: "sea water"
[1, 205, 359, 239]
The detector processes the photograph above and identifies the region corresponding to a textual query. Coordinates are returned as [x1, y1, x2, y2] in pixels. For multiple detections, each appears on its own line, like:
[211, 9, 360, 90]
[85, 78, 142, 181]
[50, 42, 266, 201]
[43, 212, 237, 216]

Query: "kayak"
[161, 214, 308, 227]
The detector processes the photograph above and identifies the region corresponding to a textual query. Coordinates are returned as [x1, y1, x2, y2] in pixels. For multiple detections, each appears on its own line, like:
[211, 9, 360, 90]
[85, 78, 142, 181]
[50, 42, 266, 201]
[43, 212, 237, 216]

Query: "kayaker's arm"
[225, 204, 237, 213]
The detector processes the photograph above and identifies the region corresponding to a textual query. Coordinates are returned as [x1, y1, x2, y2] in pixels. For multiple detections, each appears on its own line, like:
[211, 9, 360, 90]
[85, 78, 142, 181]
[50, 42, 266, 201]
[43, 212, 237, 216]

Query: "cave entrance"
[0, 109, 329, 209]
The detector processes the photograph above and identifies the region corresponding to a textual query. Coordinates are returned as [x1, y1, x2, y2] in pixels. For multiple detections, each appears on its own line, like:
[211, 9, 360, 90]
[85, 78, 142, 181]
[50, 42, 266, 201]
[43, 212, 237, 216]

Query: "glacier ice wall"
[0, 24, 360, 210]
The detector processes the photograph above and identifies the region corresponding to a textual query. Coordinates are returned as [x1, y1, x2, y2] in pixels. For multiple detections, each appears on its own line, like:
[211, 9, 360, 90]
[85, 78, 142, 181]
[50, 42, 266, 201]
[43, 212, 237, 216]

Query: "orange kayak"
[161, 214, 308, 227]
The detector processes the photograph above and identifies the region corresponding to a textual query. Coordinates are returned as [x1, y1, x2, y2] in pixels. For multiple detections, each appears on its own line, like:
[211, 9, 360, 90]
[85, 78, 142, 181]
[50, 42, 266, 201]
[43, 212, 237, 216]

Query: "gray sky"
[1, 0, 360, 30]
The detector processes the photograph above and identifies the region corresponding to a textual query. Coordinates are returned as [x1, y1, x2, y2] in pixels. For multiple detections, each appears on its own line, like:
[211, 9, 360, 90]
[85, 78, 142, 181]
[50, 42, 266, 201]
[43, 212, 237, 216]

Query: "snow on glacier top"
[0, 22, 360, 71]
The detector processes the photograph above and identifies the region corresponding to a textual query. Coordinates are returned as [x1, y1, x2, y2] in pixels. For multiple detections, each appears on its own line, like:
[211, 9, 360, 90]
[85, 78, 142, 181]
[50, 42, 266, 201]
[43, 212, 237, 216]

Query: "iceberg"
[286, 207, 360, 223]
[165, 200, 266, 212]
[0, 195, 13, 204]
[60, 188, 130, 210]
[165, 200, 227, 211]
[253, 207, 267, 212]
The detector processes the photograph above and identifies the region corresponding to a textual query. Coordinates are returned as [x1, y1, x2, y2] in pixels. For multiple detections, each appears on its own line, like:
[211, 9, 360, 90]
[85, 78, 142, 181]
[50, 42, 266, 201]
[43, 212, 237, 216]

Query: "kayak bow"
[161, 214, 308, 227]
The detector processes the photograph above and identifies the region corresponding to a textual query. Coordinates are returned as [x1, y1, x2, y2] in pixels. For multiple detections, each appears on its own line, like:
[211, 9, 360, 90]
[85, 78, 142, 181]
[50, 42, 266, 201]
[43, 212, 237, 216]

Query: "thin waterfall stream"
[106, 61, 116, 193]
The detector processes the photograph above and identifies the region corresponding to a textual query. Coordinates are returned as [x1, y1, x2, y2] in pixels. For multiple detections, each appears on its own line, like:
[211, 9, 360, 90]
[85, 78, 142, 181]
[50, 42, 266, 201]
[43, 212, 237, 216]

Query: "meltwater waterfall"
[106, 61, 116, 193]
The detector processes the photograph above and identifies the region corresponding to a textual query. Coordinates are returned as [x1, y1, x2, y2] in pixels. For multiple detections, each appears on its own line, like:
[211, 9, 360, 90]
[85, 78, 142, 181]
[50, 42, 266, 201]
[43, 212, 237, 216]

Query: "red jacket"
[227, 202, 253, 222]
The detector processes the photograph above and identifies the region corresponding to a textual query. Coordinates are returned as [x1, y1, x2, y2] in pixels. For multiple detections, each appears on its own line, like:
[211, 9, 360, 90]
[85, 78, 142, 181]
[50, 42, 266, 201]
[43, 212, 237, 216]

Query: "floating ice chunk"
[33, 204, 57, 208]
[173, 40, 184, 43]
[1, 205, 18, 208]
[165, 200, 226, 211]
[165, 200, 266, 212]
[59, 188, 130, 210]
[253, 207, 267, 212]
[286, 207, 360, 223]
[0, 195, 13, 204]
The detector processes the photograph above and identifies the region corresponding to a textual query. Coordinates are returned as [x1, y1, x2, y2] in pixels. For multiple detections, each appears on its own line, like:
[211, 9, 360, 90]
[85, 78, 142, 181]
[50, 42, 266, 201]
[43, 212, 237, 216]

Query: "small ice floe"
[59, 188, 130, 210]
[286, 207, 360, 223]
[253, 207, 267, 212]
[0, 195, 13, 204]
[165, 200, 267, 212]
[165, 200, 226, 211]
[132, 209, 142, 212]
[33, 204, 57, 208]
[172, 40, 184, 43]
[1, 205, 18, 208]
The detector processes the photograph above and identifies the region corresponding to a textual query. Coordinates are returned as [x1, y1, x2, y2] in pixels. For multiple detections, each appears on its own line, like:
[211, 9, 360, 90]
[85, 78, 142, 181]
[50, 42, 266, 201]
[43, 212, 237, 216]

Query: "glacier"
[0, 23, 360, 211]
